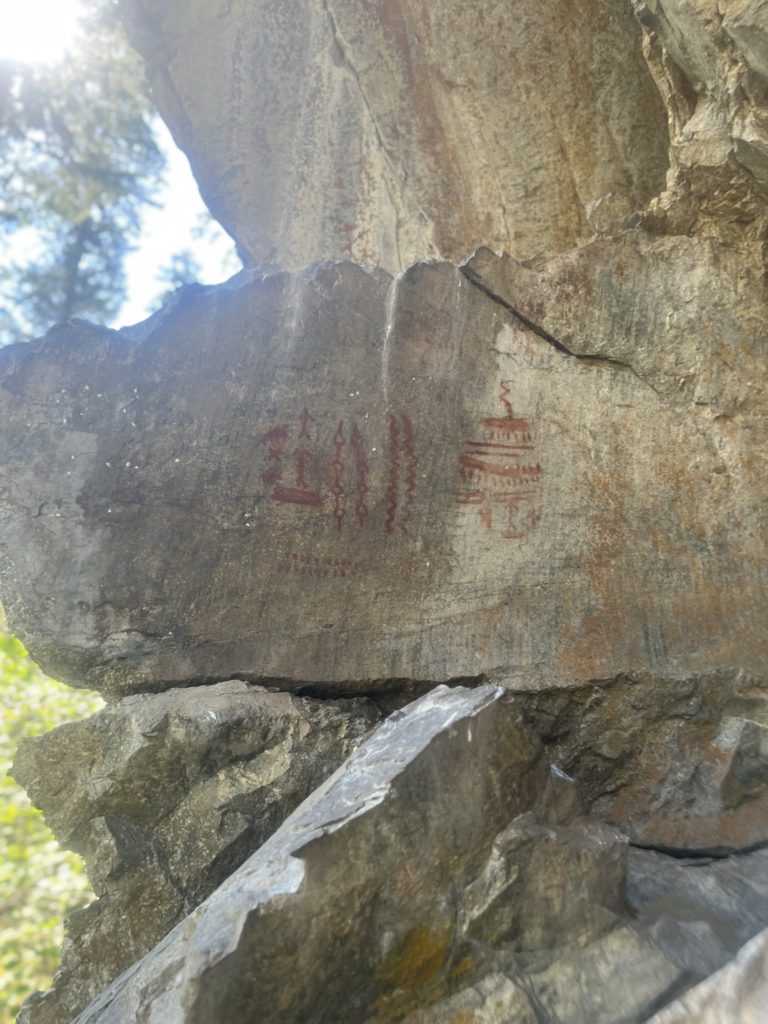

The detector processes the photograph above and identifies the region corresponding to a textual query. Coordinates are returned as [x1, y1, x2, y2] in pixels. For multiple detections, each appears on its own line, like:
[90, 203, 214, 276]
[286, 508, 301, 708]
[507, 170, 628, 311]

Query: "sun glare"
[0, 0, 86, 65]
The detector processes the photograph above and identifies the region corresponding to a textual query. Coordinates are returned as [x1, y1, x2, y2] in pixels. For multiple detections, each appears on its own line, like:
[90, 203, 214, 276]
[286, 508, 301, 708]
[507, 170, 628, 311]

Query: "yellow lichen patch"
[447, 1012, 476, 1024]
[448, 954, 476, 986]
[371, 922, 454, 1022]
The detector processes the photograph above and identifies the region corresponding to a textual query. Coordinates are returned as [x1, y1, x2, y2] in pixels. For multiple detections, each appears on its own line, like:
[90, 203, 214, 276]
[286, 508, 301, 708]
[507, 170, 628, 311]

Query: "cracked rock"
[632, 0, 768, 243]
[521, 672, 768, 853]
[11, 680, 380, 1024]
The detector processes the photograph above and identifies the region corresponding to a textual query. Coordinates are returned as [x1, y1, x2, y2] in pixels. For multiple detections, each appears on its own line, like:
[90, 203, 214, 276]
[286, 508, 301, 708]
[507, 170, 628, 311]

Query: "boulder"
[0, 259, 764, 698]
[12, 681, 380, 1024]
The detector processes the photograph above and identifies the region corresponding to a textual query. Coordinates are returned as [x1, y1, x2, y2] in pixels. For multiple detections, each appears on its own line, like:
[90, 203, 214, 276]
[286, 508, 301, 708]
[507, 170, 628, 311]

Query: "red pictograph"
[262, 406, 415, 536]
[455, 383, 542, 539]
[385, 412, 417, 536]
[262, 407, 378, 530]
[262, 408, 323, 506]
[330, 421, 346, 531]
[350, 423, 369, 527]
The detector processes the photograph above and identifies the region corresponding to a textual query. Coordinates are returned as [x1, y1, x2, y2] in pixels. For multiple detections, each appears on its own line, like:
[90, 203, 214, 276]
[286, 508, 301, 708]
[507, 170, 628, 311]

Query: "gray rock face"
[11, 681, 380, 1024]
[72, 685, 646, 1024]
[70, 684, 768, 1024]
[117, 0, 668, 272]
[0, 259, 765, 699]
[5, 0, 768, 1019]
[628, 847, 768, 978]
[645, 926, 768, 1024]
[521, 672, 768, 853]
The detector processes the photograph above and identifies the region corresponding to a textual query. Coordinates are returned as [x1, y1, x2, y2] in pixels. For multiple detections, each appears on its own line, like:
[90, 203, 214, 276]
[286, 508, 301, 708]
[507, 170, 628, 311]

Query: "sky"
[0, 0, 240, 329]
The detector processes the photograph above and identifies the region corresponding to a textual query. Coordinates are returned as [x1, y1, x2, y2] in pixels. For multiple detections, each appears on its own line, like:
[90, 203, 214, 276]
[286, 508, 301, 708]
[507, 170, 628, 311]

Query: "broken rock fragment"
[522, 672, 768, 853]
[12, 680, 380, 1024]
[645, 925, 768, 1024]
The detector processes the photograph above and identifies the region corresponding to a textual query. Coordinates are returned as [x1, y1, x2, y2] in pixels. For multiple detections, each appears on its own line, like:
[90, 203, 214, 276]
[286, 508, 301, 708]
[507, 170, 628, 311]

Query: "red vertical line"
[499, 380, 513, 417]
[298, 407, 313, 440]
[350, 422, 369, 526]
[331, 420, 346, 532]
[399, 414, 416, 534]
[385, 414, 400, 535]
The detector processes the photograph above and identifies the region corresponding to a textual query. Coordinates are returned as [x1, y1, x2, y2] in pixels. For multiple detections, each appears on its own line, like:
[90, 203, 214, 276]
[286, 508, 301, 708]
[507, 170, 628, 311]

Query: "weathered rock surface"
[117, 0, 668, 272]
[400, 927, 684, 1024]
[0, 259, 765, 698]
[5, 0, 768, 1019]
[628, 846, 768, 977]
[633, 0, 768, 244]
[645, 925, 768, 1024]
[398, 845, 768, 1024]
[11, 681, 380, 1024]
[521, 672, 768, 853]
[68, 684, 768, 1024]
[72, 685, 652, 1024]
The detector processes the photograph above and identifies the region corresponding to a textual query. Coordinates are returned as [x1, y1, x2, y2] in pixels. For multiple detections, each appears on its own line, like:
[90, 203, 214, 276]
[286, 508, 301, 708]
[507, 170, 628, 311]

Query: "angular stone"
[458, 816, 627, 956]
[523, 925, 683, 1024]
[71, 685, 629, 1024]
[398, 974, 538, 1024]
[644, 926, 768, 1024]
[117, 0, 668, 272]
[12, 680, 380, 1024]
[0, 261, 765, 698]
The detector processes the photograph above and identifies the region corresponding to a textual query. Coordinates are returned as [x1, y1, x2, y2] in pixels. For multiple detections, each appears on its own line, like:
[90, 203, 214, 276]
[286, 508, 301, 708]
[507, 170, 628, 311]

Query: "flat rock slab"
[0, 260, 764, 695]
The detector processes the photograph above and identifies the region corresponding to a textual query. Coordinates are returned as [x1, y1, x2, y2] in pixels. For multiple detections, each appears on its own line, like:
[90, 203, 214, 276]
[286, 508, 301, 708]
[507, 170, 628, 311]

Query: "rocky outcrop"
[521, 672, 768, 853]
[0, 259, 765, 700]
[11, 681, 380, 1024]
[117, 0, 668, 272]
[68, 686, 768, 1024]
[633, 0, 768, 244]
[69, 686, 673, 1024]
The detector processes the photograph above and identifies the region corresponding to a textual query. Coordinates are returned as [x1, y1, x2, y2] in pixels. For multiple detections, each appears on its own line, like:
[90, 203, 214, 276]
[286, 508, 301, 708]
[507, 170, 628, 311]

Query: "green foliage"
[0, 632, 102, 1024]
[0, 0, 164, 344]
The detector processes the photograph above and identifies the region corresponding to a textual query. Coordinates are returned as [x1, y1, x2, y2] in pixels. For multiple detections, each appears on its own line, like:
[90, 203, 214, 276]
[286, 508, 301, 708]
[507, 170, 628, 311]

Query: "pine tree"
[0, 1, 164, 345]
